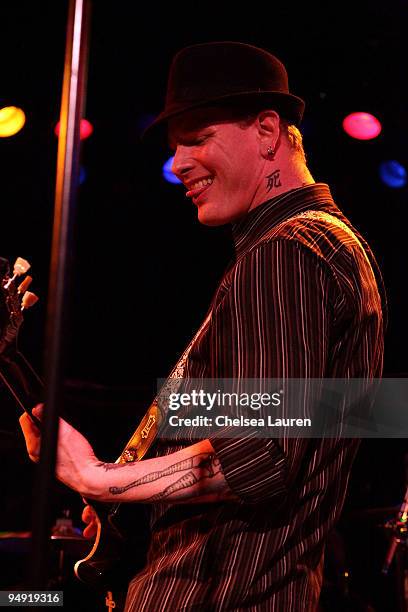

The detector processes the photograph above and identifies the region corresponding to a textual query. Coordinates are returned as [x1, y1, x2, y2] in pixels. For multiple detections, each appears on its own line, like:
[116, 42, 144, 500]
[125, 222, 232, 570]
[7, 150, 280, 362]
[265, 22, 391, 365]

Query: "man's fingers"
[19, 411, 41, 462]
[83, 522, 98, 539]
[82, 505, 96, 524]
[82, 505, 98, 539]
[32, 403, 44, 418]
[19, 411, 41, 433]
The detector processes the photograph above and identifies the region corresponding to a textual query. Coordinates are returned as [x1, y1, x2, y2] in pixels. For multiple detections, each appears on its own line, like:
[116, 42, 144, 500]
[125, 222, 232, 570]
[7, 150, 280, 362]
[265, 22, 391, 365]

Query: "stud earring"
[267, 146, 275, 157]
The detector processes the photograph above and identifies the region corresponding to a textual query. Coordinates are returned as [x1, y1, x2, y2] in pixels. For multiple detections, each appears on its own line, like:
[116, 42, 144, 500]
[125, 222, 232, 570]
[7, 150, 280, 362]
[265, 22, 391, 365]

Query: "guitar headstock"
[0, 257, 39, 356]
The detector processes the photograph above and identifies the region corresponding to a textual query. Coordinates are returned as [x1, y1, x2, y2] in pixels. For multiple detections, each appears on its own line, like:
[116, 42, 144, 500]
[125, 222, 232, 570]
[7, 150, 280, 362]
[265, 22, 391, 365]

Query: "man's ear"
[256, 110, 281, 158]
[256, 110, 280, 138]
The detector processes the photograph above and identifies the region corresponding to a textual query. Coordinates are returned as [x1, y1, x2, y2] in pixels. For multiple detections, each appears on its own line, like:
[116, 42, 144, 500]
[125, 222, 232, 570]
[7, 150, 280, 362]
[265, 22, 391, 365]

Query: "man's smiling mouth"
[186, 176, 214, 200]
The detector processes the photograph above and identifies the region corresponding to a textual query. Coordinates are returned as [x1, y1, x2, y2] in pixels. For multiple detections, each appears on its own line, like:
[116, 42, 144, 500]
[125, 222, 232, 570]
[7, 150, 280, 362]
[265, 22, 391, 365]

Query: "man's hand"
[19, 404, 100, 497]
[81, 504, 98, 539]
[19, 406, 42, 463]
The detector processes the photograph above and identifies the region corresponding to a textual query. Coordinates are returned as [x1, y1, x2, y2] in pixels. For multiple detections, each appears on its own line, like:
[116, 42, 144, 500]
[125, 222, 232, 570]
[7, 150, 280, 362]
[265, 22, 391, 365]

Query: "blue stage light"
[162, 156, 182, 184]
[379, 160, 407, 188]
[79, 166, 86, 185]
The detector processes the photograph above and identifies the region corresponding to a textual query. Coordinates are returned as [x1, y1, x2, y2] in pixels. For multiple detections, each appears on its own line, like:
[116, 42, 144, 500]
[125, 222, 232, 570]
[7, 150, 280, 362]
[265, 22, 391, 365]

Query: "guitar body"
[74, 501, 125, 586]
[74, 501, 149, 591]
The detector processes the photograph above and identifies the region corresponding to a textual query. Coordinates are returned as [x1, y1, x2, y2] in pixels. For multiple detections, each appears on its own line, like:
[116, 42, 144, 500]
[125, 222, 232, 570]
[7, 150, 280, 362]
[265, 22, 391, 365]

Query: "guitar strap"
[117, 310, 212, 464]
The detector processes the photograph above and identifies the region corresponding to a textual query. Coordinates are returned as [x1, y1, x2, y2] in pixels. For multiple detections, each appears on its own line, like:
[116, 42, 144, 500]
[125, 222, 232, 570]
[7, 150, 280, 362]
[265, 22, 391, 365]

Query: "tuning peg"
[21, 291, 39, 310]
[13, 257, 31, 276]
[4, 257, 31, 289]
[18, 275, 33, 294]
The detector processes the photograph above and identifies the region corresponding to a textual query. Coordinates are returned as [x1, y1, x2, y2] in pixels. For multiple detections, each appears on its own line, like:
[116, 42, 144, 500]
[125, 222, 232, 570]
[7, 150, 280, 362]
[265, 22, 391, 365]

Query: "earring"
[267, 145, 275, 158]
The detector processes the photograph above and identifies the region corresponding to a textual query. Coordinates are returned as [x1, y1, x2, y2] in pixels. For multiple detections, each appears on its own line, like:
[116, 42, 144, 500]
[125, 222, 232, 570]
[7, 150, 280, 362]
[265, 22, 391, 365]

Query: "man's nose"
[171, 146, 194, 180]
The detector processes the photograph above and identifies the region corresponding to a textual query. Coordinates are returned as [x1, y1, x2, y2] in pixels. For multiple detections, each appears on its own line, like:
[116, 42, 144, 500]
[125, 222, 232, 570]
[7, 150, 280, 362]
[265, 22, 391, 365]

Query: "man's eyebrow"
[168, 132, 199, 150]
[168, 123, 217, 151]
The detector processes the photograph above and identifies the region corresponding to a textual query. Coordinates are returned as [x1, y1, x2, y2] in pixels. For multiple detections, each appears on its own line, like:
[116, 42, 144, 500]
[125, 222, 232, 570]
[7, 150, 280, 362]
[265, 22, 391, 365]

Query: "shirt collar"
[232, 183, 338, 258]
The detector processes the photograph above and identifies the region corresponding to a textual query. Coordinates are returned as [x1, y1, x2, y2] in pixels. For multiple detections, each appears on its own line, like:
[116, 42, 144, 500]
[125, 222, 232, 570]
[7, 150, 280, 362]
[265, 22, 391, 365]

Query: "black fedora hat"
[143, 41, 305, 139]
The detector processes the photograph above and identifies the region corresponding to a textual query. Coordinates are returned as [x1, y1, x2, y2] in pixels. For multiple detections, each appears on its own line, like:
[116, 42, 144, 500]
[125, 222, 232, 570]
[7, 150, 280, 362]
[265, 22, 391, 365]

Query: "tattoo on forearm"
[97, 462, 136, 471]
[146, 472, 199, 502]
[266, 169, 282, 191]
[108, 452, 223, 498]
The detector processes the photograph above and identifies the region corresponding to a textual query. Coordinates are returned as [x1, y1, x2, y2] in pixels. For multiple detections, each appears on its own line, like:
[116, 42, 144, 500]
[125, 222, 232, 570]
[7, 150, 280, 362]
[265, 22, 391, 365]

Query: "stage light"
[0, 106, 26, 137]
[162, 156, 182, 184]
[342, 112, 382, 140]
[79, 119, 93, 139]
[79, 166, 87, 185]
[379, 161, 407, 188]
[54, 118, 93, 140]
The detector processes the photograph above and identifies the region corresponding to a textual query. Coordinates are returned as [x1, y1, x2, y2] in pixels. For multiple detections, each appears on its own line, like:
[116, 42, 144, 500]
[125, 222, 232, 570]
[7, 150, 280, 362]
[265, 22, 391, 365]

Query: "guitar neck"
[1, 344, 159, 465]
[0, 350, 44, 425]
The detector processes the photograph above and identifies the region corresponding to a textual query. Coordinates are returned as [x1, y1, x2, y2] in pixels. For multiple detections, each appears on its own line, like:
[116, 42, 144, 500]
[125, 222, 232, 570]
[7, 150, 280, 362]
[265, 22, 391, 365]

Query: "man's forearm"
[83, 439, 237, 504]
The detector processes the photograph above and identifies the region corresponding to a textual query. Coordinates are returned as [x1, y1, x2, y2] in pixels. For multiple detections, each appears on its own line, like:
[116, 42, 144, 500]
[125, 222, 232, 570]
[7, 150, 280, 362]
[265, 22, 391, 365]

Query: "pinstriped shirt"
[125, 184, 385, 611]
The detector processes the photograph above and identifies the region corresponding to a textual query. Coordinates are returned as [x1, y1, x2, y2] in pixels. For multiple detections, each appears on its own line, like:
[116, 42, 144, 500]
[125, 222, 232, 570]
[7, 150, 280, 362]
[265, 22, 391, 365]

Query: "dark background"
[0, 1, 407, 610]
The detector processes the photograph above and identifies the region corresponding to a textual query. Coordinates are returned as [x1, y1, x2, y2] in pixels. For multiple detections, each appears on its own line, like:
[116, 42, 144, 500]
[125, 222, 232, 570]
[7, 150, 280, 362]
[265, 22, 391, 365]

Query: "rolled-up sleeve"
[208, 239, 336, 504]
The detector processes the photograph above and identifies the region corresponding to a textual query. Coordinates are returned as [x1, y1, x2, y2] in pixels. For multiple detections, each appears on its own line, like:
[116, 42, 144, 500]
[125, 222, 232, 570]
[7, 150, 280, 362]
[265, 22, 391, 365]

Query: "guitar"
[0, 257, 42, 422]
[0, 256, 157, 593]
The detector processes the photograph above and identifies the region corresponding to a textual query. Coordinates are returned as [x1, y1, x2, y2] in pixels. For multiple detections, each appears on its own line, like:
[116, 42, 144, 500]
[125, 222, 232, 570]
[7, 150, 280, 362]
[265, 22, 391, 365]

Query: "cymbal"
[51, 533, 85, 542]
[0, 531, 85, 541]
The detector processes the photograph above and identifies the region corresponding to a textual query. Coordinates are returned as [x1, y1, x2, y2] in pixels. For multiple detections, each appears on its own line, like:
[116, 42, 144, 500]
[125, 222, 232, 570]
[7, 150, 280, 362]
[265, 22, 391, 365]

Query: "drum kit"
[0, 505, 89, 589]
[0, 493, 100, 610]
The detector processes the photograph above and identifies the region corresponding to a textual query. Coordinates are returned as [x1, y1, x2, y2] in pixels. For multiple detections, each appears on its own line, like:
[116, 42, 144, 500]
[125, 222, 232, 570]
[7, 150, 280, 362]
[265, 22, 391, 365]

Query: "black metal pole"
[28, 0, 91, 589]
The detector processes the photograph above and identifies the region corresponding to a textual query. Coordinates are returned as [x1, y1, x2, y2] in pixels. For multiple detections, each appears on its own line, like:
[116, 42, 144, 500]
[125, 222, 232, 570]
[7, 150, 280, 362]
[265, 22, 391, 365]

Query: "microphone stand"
[28, 0, 92, 589]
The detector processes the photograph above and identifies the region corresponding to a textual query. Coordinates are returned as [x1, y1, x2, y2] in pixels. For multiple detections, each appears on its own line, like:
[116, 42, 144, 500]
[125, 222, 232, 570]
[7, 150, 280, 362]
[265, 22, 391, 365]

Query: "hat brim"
[142, 90, 305, 143]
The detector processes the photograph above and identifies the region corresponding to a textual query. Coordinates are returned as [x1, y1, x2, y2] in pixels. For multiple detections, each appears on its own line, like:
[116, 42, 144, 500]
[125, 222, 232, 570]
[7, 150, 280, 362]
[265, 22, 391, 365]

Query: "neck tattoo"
[266, 169, 282, 192]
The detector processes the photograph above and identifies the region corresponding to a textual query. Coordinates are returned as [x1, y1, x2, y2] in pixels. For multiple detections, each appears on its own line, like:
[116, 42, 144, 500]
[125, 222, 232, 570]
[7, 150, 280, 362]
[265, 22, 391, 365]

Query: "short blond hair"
[279, 119, 307, 164]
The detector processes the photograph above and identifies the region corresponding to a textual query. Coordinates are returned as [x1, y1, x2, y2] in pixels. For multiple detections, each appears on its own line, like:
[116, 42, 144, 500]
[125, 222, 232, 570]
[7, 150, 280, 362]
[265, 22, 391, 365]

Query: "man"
[20, 42, 385, 610]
